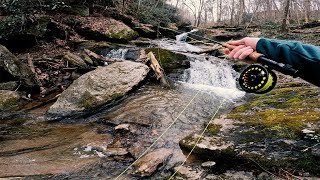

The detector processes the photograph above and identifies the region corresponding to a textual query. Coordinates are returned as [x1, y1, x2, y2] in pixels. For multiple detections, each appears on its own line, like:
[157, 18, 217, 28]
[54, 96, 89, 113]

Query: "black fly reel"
[238, 64, 277, 94]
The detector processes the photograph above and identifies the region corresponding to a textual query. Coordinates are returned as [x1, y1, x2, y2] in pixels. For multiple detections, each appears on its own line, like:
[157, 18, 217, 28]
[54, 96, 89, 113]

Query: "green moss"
[228, 85, 320, 139]
[106, 29, 138, 41]
[206, 124, 222, 135]
[145, 48, 187, 70]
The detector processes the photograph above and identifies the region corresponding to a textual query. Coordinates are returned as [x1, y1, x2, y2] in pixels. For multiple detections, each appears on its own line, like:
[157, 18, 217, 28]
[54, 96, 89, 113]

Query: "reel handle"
[223, 43, 264, 63]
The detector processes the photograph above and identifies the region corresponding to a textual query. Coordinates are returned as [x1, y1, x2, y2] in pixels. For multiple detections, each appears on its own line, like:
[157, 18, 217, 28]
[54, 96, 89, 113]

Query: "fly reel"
[238, 64, 277, 94]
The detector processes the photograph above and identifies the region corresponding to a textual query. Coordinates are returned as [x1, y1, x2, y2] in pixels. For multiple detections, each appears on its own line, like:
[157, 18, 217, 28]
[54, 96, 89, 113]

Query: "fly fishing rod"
[159, 27, 300, 94]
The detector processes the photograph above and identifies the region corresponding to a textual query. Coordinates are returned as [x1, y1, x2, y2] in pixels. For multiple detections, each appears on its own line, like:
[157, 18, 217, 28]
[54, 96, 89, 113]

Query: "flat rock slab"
[48, 61, 149, 117]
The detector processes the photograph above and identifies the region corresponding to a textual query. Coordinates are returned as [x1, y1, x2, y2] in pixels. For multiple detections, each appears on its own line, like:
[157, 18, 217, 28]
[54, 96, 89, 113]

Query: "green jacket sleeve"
[256, 38, 320, 86]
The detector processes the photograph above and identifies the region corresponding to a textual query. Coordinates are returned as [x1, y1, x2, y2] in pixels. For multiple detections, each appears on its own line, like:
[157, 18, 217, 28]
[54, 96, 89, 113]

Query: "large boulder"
[68, 17, 138, 43]
[48, 61, 149, 117]
[0, 44, 40, 89]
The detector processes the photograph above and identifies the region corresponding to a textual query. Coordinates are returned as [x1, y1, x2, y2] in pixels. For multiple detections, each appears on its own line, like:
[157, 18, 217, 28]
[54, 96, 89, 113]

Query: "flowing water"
[0, 36, 246, 179]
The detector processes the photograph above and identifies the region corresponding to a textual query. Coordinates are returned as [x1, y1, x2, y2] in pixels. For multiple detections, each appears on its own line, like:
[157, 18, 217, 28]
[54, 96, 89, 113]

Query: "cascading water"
[153, 29, 245, 99]
[106, 48, 128, 59]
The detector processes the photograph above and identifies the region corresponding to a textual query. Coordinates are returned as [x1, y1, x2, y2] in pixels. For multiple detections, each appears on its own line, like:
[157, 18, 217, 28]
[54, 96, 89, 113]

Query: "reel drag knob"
[238, 64, 277, 94]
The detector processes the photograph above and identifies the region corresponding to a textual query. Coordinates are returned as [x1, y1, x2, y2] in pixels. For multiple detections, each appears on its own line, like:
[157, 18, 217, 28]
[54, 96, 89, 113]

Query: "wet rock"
[105, 147, 129, 156]
[173, 166, 203, 180]
[63, 52, 89, 70]
[0, 124, 110, 177]
[48, 61, 149, 117]
[0, 45, 40, 89]
[132, 148, 173, 177]
[0, 90, 20, 111]
[201, 161, 216, 168]
[179, 133, 235, 157]
[0, 81, 18, 90]
[124, 49, 140, 60]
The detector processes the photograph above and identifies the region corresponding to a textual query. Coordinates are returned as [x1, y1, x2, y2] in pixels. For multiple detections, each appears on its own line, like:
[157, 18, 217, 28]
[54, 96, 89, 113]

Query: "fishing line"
[114, 90, 201, 180]
[169, 90, 232, 179]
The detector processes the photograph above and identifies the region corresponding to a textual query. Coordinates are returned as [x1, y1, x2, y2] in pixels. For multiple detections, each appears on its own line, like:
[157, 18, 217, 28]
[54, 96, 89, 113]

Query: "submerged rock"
[132, 148, 173, 177]
[0, 90, 20, 111]
[48, 61, 149, 117]
[0, 45, 40, 89]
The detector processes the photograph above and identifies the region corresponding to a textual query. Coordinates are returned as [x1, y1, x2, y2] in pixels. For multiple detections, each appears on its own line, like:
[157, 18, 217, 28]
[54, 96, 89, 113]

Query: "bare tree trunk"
[281, 0, 291, 32]
[293, 0, 301, 25]
[230, 0, 235, 25]
[217, 0, 222, 23]
[272, 0, 280, 20]
[266, 0, 272, 19]
[237, 0, 245, 25]
[196, 0, 205, 27]
[303, 0, 311, 23]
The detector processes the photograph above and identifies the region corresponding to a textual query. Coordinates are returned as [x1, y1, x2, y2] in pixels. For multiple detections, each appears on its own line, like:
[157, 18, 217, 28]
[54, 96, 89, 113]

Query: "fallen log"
[146, 52, 170, 87]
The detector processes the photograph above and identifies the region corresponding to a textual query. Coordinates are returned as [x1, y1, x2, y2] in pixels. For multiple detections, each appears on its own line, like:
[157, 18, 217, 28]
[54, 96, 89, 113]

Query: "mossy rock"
[105, 29, 138, 42]
[63, 52, 89, 70]
[228, 85, 320, 138]
[145, 48, 188, 70]
[179, 133, 236, 159]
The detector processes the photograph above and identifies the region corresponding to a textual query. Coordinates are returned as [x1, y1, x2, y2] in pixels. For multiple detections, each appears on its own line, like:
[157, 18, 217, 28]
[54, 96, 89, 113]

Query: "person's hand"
[224, 37, 260, 61]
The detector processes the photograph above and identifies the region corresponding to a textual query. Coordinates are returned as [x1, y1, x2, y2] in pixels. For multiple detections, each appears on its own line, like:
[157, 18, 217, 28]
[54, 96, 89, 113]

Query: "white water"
[152, 39, 203, 53]
[104, 31, 245, 100]
[180, 56, 245, 99]
[176, 29, 198, 42]
[105, 49, 128, 59]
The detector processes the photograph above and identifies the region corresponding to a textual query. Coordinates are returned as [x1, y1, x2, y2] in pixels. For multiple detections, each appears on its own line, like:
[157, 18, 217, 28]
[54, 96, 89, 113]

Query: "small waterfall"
[180, 56, 245, 99]
[176, 29, 198, 42]
[105, 49, 128, 59]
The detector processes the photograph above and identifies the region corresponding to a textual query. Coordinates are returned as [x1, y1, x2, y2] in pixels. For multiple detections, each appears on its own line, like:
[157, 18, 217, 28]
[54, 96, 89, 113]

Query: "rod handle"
[223, 43, 264, 63]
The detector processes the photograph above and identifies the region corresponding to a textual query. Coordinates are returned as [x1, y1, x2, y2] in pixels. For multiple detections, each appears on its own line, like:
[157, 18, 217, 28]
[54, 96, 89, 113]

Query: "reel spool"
[238, 64, 277, 94]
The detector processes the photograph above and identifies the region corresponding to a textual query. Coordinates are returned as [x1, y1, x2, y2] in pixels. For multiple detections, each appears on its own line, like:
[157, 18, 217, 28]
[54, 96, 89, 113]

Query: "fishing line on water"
[169, 98, 228, 179]
[114, 90, 201, 179]
[115, 27, 233, 179]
